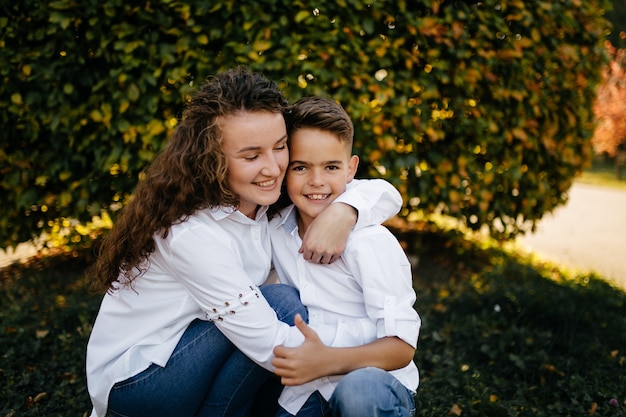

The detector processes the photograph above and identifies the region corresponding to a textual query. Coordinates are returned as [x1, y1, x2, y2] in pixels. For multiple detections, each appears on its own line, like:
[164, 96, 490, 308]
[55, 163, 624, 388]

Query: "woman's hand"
[299, 203, 356, 264]
[272, 314, 333, 385]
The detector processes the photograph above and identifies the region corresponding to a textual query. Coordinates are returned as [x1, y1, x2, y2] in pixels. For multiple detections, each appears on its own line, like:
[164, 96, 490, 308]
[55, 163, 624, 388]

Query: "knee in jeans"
[331, 368, 415, 417]
[336, 367, 383, 389]
[332, 367, 382, 404]
[260, 284, 308, 325]
[261, 283, 298, 299]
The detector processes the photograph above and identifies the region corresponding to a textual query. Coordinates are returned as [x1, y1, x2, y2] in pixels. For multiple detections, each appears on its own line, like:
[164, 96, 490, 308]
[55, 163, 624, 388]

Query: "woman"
[85, 67, 402, 417]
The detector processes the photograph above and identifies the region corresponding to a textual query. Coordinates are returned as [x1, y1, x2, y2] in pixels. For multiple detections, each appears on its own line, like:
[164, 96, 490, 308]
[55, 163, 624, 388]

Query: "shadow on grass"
[0, 250, 99, 417]
[0, 231, 624, 417]
[405, 227, 626, 417]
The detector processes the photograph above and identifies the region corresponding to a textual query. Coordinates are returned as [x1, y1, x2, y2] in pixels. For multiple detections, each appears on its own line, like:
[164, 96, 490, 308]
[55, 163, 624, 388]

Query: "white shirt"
[269, 205, 421, 415]
[86, 179, 401, 417]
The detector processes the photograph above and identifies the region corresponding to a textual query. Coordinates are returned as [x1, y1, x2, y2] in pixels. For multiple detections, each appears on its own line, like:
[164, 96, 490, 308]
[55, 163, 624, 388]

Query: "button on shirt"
[86, 179, 402, 417]
[270, 205, 421, 415]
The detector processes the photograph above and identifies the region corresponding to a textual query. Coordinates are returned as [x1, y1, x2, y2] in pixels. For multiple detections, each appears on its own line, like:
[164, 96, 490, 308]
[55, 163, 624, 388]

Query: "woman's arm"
[298, 203, 356, 264]
[300, 179, 402, 264]
[167, 222, 307, 370]
[271, 314, 415, 386]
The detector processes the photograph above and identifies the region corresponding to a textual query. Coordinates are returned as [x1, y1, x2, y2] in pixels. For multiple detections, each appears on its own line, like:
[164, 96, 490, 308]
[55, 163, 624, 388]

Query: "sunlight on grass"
[410, 231, 626, 417]
[577, 155, 626, 190]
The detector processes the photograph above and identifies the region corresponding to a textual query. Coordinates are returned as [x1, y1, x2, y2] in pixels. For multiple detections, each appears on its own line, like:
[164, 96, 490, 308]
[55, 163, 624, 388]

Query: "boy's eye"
[291, 165, 305, 171]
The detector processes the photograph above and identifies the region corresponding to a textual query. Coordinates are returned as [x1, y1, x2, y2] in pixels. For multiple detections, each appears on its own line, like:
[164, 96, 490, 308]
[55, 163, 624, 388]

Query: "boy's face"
[286, 127, 359, 231]
[221, 111, 289, 218]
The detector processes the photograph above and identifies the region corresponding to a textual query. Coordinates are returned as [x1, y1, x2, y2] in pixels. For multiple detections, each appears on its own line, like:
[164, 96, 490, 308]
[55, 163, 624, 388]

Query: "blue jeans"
[275, 367, 415, 417]
[107, 284, 307, 417]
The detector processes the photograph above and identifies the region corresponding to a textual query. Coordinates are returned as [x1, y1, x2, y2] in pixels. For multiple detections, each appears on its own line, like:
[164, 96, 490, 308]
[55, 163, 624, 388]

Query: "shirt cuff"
[376, 295, 421, 348]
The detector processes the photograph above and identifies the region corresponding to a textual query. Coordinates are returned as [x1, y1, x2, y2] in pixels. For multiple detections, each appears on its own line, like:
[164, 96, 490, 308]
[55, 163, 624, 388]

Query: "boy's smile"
[286, 127, 358, 233]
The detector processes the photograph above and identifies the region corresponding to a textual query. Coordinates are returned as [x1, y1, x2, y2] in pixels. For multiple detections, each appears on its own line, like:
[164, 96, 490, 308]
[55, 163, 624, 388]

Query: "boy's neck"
[296, 211, 313, 239]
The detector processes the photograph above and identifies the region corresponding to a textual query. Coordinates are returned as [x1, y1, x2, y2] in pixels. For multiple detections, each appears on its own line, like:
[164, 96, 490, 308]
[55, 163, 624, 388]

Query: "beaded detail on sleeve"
[204, 285, 261, 322]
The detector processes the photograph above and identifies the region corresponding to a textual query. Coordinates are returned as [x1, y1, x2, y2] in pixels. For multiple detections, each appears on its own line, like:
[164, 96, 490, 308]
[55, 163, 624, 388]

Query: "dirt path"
[516, 182, 626, 291]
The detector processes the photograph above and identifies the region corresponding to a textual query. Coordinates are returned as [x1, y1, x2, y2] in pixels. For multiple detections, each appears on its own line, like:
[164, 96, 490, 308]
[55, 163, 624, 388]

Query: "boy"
[269, 97, 420, 416]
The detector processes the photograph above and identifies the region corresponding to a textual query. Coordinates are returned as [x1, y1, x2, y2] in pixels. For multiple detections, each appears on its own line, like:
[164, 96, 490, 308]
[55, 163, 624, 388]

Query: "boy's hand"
[272, 314, 332, 385]
[299, 203, 356, 264]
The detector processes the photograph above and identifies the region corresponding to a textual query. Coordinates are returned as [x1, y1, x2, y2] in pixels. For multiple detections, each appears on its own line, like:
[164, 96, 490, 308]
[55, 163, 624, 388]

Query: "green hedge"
[0, 0, 611, 248]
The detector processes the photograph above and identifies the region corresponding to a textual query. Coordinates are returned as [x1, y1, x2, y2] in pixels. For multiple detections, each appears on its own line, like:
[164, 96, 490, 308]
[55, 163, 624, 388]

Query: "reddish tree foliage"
[592, 42, 626, 157]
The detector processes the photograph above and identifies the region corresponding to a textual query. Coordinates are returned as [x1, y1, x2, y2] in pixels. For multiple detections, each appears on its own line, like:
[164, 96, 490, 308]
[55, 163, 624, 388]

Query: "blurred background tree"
[592, 3, 626, 179]
[604, 2, 626, 48]
[0, 0, 613, 250]
[592, 44, 626, 158]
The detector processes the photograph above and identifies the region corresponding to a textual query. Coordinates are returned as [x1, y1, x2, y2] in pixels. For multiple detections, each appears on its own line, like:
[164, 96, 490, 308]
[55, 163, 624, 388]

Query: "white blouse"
[270, 204, 421, 415]
[86, 179, 401, 417]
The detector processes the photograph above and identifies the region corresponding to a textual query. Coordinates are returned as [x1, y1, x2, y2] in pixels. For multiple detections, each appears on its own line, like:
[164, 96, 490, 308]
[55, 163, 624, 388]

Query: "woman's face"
[220, 111, 289, 218]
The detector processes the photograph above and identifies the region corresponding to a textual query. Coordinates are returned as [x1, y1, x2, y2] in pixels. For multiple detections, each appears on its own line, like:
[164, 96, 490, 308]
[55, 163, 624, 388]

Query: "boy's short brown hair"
[286, 96, 354, 146]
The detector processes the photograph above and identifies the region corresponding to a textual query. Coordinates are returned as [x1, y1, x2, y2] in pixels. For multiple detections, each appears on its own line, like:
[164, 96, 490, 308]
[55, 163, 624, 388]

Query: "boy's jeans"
[275, 367, 416, 417]
[107, 284, 306, 417]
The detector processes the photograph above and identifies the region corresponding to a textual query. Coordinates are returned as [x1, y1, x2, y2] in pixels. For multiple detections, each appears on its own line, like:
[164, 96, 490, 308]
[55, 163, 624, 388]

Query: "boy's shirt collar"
[275, 204, 299, 235]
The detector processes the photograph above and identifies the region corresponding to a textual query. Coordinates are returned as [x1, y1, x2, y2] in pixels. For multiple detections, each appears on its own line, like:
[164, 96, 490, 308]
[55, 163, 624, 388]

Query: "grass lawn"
[411, 232, 626, 417]
[0, 252, 99, 416]
[1, 229, 625, 417]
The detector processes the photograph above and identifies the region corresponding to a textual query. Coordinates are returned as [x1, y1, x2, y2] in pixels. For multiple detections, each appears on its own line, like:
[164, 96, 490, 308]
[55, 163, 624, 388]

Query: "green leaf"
[48, 11, 72, 29]
[295, 10, 310, 23]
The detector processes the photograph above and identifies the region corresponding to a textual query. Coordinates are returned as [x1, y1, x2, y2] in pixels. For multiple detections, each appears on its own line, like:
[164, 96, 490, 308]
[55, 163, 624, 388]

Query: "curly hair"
[89, 67, 289, 292]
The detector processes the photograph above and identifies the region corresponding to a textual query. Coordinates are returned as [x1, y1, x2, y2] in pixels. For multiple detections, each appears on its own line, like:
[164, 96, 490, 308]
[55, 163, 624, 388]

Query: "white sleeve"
[334, 179, 402, 230]
[344, 227, 421, 348]
[166, 226, 304, 370]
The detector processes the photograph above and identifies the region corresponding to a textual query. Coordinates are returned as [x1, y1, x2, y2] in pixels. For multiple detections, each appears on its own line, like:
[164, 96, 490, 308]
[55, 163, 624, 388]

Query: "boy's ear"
[347, 155, 359, 183]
